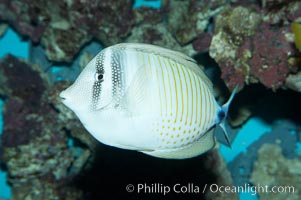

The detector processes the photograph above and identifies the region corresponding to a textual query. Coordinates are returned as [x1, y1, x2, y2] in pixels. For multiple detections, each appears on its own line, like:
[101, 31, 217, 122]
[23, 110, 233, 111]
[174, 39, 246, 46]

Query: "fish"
[59, 43, 237, 159]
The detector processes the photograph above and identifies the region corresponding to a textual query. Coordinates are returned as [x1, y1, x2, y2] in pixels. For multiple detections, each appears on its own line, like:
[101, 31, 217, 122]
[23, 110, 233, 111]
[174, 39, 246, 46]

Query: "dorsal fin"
[112, 43, 214, 93]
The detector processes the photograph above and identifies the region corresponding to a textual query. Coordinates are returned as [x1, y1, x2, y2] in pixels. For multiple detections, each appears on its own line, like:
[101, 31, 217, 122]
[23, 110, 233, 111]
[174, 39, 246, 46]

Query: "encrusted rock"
[204, 148, 238, 200]
[0, 55, 94, 199]
[285, 71, 301, 92]
[166, 0, 228, 45]
[210, 4, 301, 90]
[250, 143, 301, 200]
[0, 0, 135, 62]
[126, 22, 196, 57]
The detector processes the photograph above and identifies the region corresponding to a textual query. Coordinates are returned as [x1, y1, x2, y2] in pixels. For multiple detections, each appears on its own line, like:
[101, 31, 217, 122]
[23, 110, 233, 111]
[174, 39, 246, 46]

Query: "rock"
[250, 143, 301, 200]
[0, 55, 95, 199]
[0, 0, 135, 62]
[285, 71, 301, 92]
[209, 4, 301, 91]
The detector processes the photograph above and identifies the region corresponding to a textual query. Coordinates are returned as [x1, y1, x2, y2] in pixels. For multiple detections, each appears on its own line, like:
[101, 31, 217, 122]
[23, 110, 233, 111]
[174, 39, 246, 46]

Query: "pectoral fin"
[120, 66, 152, 116]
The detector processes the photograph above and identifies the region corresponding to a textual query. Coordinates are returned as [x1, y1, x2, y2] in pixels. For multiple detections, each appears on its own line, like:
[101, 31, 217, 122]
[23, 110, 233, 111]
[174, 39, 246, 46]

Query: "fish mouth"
[59, 92, 67, 102]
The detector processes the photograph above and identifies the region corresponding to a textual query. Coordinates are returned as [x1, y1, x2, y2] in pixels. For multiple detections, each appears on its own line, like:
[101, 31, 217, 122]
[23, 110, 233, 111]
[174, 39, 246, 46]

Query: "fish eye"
[95, 72, 104, 82]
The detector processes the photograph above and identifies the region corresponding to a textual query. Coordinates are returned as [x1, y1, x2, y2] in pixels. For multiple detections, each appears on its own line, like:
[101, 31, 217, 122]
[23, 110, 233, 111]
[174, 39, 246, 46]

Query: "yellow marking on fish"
[208, 88, 214, 129]
[174, 62, 184, 122]
[168, 59, 179, 123]
[162, 58, 173, 116]
[191, 72, 198, 124]
[186, 69, 194, 126]
[182, 67, 189, 125]
[206, 87, 212, 130]
[198, 83, 203, 128]
[206, 88, 211, 130]
[202, 85, 208, 131]
[147, 53, 153, 77]
[157, 57, 168, 116]
[154, 59, 163, 116]
[196, 76, 202, 124]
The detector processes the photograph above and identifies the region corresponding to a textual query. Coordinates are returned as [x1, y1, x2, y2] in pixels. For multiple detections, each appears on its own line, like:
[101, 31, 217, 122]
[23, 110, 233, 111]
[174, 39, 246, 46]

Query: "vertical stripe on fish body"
[110, 44, 219, 150]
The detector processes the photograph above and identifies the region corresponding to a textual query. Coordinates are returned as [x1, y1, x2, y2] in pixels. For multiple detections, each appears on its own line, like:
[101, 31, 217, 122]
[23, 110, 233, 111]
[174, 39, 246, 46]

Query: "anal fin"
[140, 129, 216, 159]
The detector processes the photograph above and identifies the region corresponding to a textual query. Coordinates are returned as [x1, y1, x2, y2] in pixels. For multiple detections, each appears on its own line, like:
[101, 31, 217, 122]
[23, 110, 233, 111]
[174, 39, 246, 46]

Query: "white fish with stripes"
[60, 43, 237, 159]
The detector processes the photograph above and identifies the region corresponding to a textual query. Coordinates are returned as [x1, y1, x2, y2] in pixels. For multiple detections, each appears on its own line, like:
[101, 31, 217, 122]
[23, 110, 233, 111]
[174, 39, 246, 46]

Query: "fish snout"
[59, 91, 67, 102]
[59, 90, 72, 109]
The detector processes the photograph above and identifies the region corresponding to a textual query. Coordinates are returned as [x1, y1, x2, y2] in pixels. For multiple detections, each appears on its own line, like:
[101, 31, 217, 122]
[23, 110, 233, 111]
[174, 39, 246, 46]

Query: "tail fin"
[218, 85, 238, 147]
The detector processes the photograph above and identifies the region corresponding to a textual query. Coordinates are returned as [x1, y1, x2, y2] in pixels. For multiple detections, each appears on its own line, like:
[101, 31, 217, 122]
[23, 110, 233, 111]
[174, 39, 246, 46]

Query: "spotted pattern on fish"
[111, 49, 125, 106]
[92, 50, 105, 110]
[129, 50, 218, 149]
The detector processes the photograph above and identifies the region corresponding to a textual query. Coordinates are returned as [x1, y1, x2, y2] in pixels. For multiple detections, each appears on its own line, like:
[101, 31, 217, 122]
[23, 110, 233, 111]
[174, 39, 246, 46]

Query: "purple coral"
[0, 55, 46, 147]
[219, 59, 246, 90]
[248, 23, 294, 90]
[192, 33, 213, 52]
[210, 4, 301, 91]
[0, 55, 92, 199]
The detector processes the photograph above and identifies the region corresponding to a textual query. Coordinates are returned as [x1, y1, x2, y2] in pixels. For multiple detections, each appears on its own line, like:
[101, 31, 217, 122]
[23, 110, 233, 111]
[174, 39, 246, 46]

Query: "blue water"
[240, 192, 259, 200]
[0, 28, 29, 59]
[219, 117, 272, 163]
[297, 143, 301, 153]
[219, 118, 272, 200]
[133, 0, 161, 9]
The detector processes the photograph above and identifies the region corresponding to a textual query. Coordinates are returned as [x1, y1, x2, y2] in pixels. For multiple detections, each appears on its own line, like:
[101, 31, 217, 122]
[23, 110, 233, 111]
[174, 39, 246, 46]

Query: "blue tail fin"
[218, 85, 238, 147]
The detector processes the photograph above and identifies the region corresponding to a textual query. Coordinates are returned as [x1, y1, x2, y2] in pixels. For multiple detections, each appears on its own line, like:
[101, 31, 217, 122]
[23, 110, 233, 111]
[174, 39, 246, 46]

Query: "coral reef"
[0, 0, 230, 62]
[29, 42, 102, 83]
[0, 0, 135, 62]
[165, 0, 228, 45]
[209, 2, 301, 90]
[1, 0, 300, 92]
[250, 143, 301, 200]
[0, 55, 95, 199]
[126, 22, 195, 56]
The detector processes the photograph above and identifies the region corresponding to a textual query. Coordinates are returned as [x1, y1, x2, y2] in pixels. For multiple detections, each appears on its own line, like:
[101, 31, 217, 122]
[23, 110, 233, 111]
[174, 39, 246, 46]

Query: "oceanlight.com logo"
[125, 183, 296, 196]
[206, 183, 295, 196]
